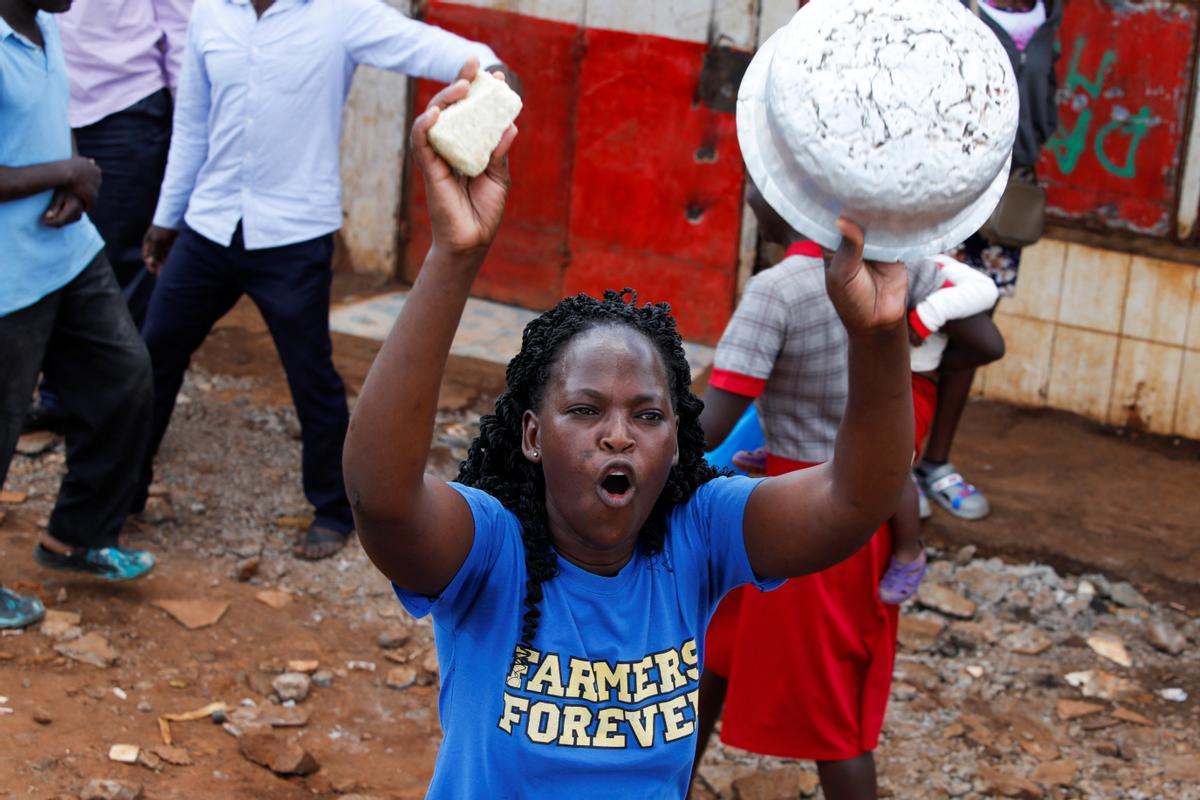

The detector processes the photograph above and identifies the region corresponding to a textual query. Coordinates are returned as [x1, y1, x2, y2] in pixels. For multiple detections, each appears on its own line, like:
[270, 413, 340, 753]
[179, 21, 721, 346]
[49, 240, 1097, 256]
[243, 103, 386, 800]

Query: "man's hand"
[411, 57, 516, 260]
[143, 225, 179, 274]
[484, 62, 524, 98]
[41, 189, 85, 227]
[825, 217, 908, 336]
[62, 156, 101, 210]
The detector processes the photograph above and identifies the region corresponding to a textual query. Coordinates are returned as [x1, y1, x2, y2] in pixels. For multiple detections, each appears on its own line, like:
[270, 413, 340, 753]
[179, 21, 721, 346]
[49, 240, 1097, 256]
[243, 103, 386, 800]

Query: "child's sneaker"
[731, 446, 767, 476]
[0, 587, 45, 629]
[915, 462, 990, 520]
[34, 544, 155, 582]
[879, 548, 927, 605]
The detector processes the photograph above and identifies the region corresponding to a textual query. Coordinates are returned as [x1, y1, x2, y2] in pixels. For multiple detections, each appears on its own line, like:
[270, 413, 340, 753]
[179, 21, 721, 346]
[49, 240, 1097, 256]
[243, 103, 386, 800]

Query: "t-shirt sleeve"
[710, 273, 788, 399]
[678, 476, 784, 607]
[391, 483, 514, 626]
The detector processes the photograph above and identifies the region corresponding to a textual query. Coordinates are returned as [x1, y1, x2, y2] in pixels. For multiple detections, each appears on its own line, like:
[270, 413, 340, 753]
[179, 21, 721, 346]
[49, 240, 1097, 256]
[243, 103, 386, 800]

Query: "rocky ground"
[0, 366, 1197, 800]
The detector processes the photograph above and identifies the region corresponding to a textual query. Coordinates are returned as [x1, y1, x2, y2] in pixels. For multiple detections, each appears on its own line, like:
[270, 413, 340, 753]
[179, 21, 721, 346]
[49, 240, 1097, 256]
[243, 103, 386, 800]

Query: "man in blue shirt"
[0, 0, 156, 628]
[138, 0, 518, 560]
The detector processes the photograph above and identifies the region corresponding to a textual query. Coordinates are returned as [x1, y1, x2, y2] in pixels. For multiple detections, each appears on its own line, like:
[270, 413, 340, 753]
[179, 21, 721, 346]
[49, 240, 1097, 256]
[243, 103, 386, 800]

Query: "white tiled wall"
[979, 239, 1200, 438]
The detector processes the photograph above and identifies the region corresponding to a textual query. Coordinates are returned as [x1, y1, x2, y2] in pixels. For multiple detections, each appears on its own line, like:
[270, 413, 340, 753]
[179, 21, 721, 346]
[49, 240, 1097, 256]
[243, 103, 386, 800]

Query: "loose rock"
[1086, 631, 1132, 668]
[1004, 626, 1053, 656]
[33, 708, 52, 725]
[1031, 759, 1077, 787]
[272, 672, 311, 703]
[917, 583, 977, 619]
[978, 767, 1043, 799]
[1055, 699, 1104, 720]
[1108, 582, 1149, 610]
[150, 746, 192, 766]
[238, 731, 319, 776]
[152, 599, 229, 630]
[107, 744, 140, 764]
[55, 633, 118, 668]
[386, 666, 417, 690]
[40, 609, 83, 642]
[312, 670, 334, 689]
[1146, 619, 1187, 655]
[255, 589, 293, 609]
[898, 614, 945, 652]
[732, 765, 819, 799]
[286, 659, 319, 674]
[81, 779, 143, 800]
[235, 557, 260, 582]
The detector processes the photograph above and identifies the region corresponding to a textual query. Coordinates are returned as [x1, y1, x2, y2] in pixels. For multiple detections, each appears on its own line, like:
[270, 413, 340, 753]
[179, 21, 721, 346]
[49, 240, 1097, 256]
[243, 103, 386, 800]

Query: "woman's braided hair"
[455, 289, 721, 653]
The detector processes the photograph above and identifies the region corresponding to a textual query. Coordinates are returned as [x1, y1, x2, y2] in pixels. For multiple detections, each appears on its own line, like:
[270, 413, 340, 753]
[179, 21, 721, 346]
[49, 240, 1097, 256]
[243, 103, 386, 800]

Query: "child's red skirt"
[704, 374, 937, 760]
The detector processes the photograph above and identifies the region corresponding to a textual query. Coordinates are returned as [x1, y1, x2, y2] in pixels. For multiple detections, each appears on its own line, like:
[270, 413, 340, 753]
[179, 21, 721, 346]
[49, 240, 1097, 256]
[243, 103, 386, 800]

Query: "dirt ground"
[0, 287, 1197, 799]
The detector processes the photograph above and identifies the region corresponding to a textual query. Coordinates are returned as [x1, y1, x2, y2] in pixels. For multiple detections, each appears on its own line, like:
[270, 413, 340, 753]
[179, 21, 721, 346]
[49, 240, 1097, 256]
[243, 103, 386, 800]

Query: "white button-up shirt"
[152, 0, 498, 249]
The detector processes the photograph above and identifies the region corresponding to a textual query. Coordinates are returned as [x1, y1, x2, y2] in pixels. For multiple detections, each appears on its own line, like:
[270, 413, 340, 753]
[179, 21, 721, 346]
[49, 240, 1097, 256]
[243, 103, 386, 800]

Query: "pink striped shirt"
[58, 0, 193, 128]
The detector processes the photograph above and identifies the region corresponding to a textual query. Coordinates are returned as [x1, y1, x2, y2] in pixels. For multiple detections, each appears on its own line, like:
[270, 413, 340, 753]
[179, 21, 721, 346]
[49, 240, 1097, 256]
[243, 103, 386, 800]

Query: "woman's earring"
[531, 450, 540, 460]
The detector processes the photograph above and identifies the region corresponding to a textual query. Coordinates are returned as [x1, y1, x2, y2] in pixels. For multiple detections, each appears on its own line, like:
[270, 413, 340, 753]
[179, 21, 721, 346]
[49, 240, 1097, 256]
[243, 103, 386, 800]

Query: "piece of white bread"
[428, 70, 523, 177]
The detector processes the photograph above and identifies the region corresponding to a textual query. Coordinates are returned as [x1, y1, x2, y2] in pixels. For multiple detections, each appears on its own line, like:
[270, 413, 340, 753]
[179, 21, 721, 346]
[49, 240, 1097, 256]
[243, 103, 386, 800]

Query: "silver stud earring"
[531, 450, 539, 459]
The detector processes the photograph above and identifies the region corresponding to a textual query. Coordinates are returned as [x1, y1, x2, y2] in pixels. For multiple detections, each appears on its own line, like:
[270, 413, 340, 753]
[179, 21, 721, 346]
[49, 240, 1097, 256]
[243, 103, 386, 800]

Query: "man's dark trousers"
[0, 253, 152, 549]
[138, 225, 354, 534]
[75, 87, 172, 326]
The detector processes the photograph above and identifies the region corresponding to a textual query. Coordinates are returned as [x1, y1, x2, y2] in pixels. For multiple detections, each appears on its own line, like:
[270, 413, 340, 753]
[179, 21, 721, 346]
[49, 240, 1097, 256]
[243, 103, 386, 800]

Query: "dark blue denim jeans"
[75, 87, 172, 326]
[138, 224, 353, 534]
[0, 253, 152, 549]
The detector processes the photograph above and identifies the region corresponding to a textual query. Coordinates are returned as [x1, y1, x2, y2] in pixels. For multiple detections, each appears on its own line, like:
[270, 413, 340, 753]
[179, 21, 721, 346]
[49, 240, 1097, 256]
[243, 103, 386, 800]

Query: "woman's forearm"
[829, 324, 913, 530]
[344, 247, 484, 523]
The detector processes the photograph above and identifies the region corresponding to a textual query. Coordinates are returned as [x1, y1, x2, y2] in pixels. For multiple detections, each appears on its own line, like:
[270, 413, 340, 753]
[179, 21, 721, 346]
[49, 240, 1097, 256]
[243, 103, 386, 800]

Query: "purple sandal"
[879, 546, 928, 605]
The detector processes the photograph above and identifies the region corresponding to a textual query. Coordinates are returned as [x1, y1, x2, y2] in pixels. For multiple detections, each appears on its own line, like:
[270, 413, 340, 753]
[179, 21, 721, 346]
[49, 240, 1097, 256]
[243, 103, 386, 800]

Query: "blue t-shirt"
[0, 12, 104, 316]
[394, 475, 781, 799]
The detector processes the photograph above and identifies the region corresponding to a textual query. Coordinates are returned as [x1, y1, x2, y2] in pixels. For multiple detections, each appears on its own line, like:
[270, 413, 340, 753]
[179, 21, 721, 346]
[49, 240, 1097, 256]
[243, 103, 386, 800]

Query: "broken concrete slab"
[55, 633, 117, 668]
[151, 599, 229, 630]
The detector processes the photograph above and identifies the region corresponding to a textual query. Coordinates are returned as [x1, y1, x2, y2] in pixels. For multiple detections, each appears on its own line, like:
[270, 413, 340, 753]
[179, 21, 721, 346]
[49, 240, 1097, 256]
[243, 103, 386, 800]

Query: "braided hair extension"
[455, 289, 722, 659]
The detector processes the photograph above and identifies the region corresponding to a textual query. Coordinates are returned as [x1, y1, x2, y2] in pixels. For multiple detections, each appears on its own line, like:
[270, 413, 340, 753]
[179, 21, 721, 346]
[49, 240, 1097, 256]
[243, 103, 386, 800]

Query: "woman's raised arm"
[742, 219, 914, 579]
[343, 59, 518, 594]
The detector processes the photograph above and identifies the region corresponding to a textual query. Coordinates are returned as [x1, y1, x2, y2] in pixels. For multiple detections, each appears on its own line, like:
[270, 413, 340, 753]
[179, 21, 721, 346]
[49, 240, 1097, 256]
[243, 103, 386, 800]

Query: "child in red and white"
[879, 256, 1001, 603]
[694, 184, 1001, 798]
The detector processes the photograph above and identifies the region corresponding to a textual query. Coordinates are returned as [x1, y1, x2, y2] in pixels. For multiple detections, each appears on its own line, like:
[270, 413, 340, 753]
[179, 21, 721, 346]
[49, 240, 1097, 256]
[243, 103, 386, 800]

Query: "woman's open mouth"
[596, 467, 636, 508]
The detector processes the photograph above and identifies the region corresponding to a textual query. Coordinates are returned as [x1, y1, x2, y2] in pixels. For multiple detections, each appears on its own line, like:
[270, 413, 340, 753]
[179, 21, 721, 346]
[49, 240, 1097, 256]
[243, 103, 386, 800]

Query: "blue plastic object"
[704, 405, 764, 474]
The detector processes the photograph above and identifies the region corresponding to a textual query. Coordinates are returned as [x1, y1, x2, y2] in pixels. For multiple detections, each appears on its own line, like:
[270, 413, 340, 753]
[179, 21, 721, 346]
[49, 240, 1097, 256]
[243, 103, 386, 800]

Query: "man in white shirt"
[137, 0, 517, 560]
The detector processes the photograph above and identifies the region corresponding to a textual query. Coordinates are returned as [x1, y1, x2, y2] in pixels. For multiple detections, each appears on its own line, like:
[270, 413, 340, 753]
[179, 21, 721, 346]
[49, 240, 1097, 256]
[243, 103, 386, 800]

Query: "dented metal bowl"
[738, 0, 1019, 262]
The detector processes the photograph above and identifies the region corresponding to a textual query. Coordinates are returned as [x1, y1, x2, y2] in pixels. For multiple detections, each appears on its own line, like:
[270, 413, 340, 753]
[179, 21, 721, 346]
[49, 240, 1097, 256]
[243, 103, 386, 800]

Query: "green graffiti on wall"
[1047, 36, 1152, 179]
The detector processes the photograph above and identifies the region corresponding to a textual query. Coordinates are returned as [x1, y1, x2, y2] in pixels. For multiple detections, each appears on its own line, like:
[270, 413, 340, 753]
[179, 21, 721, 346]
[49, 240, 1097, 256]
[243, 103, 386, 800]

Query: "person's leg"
[35, 255, 154, 559]
[26, 91, 176, 435]
[1, 294, 60, 475]
[136, 228, 242, 508]
[0, 288, 59, 623]
[238, 232, 354, 558]
[817, 753, 877, 800]
[73, 88, 172, 327]
[691, 669, 728, 786]
[920, 364, 975, 465]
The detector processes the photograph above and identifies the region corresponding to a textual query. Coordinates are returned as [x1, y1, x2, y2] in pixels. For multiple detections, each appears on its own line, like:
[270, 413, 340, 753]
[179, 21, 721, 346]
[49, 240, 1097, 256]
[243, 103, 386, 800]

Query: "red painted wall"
[405, 3, 748, 344]
[1041, 0, 1198, 236]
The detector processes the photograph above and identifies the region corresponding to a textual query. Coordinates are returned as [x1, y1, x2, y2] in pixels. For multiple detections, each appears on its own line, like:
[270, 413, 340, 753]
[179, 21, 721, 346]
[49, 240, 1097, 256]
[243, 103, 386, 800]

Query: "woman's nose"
[600, 419, 635, 452]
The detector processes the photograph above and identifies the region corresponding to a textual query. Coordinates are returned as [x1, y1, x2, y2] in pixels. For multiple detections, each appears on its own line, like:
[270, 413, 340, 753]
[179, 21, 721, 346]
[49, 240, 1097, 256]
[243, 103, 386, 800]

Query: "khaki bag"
[969, 0, 1048, 248]
[980, 164, 1046, 248]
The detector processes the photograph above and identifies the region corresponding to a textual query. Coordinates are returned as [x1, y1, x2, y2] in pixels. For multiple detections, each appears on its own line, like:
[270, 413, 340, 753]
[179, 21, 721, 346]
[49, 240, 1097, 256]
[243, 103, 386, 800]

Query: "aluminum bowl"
[738, 0, 1019, 262]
